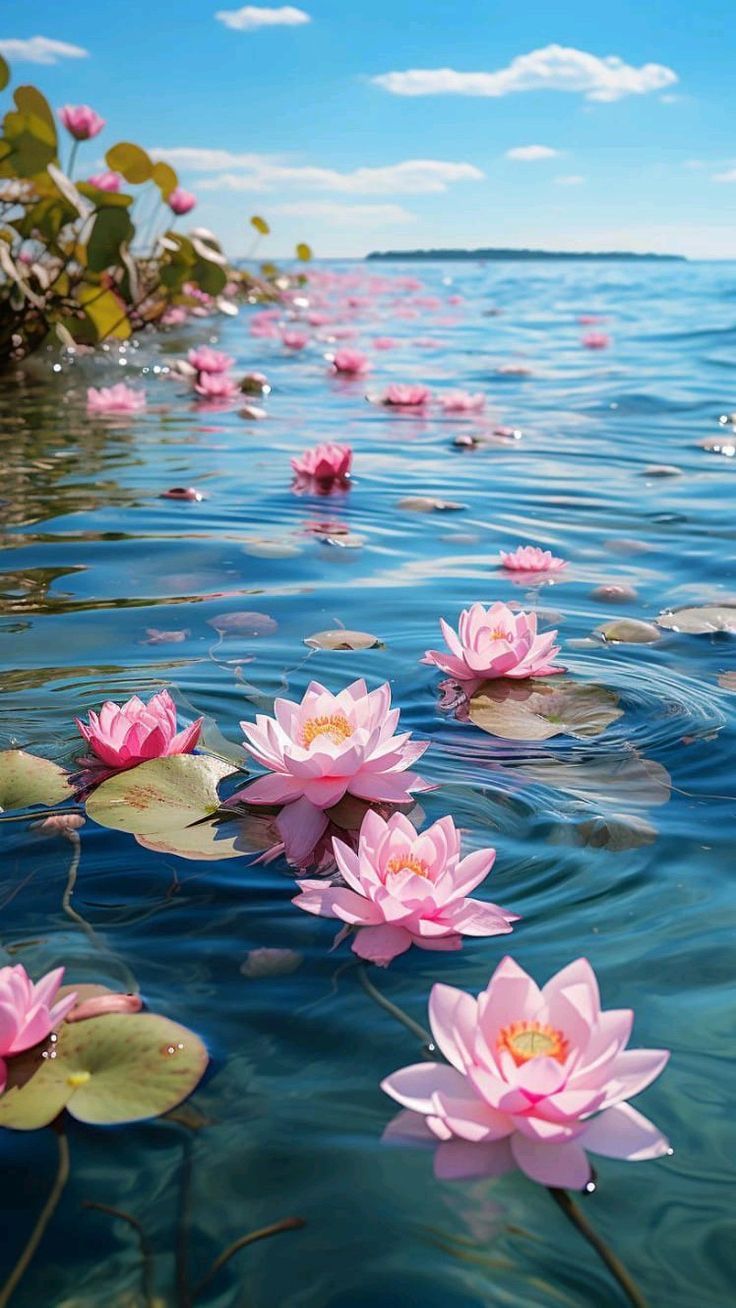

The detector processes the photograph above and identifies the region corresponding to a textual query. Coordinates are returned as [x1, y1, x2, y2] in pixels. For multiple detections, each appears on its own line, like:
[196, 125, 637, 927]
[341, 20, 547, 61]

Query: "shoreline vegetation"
[366, 247, 687, 261]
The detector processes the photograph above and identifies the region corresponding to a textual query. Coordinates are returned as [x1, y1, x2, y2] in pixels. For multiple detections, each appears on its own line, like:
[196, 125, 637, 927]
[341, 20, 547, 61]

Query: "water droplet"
[584, 1180, 597, 1194]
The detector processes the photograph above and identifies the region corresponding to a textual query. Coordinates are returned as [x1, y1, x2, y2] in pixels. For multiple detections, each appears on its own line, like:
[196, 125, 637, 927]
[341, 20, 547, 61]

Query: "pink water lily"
[582, 332, 611, 350]
[282, 330, 309, 351]
[86, 170, 121, 192]
[422, 602, 563, 688]
[500, 546, 567, 573]
[59, 104, 106, 140]
[331, 349, 371, 376]
[87, 383, 146, 414]
[382, 956, 670, 1189]
[194, 371, 239, 401]
[75, 689, 202, 787]
[238, 679, 430, 824]
[381, 384, 431, 407]
[187, 346, 235, 374]
[294, 810, 517, 966]
[439, 391, 485, 413]
[168, 187, 197, 215]
[291, 443, 352, 485]
[0, 965, 77, 1094]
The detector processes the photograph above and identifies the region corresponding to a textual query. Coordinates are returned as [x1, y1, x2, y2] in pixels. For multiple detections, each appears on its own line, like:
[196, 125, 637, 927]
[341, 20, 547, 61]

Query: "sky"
[2, 0, 736, 259]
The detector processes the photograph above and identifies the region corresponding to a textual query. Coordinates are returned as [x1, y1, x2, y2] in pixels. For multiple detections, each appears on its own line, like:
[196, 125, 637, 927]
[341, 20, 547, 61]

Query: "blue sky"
[2, 0, 736, 258]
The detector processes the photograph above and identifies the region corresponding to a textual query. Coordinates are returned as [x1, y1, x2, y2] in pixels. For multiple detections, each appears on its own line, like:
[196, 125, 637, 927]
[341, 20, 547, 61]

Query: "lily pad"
[208, 610, 279, 634]
[0, 750, 72, 811]
[520, 753, 671, 809]
[595, 619, 661, 644]
[304, 629, 383, 651]
[85, 755, 236, 835]
[656, 604, 736, 634]
[469, 679, 623, 742]
[552, 812, 658, 852]
[240, 948, 303, 979]
[0, 1012, 207, 1130]
[398, 497, 466, 513]
[136, 819, 244, 861]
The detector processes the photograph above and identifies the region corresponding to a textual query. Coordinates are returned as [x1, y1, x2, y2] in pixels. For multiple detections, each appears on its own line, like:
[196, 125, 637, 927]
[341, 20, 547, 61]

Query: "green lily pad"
[0, 1012, 208, 1130]
[136, 819, 244, 860]
[0, 749, 72, 811]
[469, 679, 623, 741]
[656, 604, 736, 634]
[85, 755, 236, 835]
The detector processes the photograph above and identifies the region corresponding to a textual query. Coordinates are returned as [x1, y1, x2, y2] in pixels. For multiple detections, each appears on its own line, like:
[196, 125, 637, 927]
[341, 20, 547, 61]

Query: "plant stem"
[175, 1133, 194, 1308]
[67, 141, 79, 180]
[0, 1126, 70, 1308]
[548, 1188, 648, 1308]
[192, 1217, 305, 1301]
[356, 965, 434, 1048]
[82, 1202, 156, 1307]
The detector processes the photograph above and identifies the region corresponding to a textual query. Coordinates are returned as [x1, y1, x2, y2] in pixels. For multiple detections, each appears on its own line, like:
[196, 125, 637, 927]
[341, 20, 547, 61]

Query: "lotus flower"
[0, 965, 77, 1093]
[331, 349, 371, 376]
[187, 346, 235, 374]
[86, 383, 146, 414]
[291, 443, 352, 486]
[294, 811, 517, 966]
[282, 330, 309, 350]
[86, 170, 121, 192]
[75, 689, 202, 787]
[239, 680, 430, 826]
[381, 956, 670, 1189]
[58, 105, 106, 140]
[439, 391, 485, 413]
[422, 602, 563, 688]
[373, 337, 397, 350]
[499, 546, 566, 573]
[381, 384, 431, 407]
[161, 306, 189, 326]
[194, 371, 239, 401]
[582, 332, 611, 350]
[168, 187, 197, 215]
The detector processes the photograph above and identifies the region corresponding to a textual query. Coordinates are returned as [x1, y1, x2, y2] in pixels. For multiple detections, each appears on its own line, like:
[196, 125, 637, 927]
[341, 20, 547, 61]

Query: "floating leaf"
[0, 749, 72, 811]
[240, 948, 302, 979]
[0, 1012, 208, 1129]
[105, 141, 153, 185]
[399, 497, 466, 513]
[656, 604, 736, 634]
[250, 215, 270, 235]
[208, 611, 277, 636]
[304, 629, 383, 651]
[595, 619, 661, 644]
[152, 160, 178, 198]
[552, 812, 658, 852]
[520, 753, 671, 809]
[136, 819, 244, 861]
[469, 680, 622, 742]
[295, 242, 312, 262]
[85, 755, 236, 835]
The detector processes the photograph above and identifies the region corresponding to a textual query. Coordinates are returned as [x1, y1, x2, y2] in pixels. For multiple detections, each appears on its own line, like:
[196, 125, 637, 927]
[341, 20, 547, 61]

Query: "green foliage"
[0, 55, 9, 92]
[104, 141, 153, 184]
[152, 159, 178, 197]
[86, 206, 134, 273]
[0, 749, 72, 810]
[251, 214, 270, 235]
[296, 242, 312, 262]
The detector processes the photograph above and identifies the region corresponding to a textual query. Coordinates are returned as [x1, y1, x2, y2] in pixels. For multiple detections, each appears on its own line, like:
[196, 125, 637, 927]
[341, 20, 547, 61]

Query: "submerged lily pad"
[398, 497, 467, 513]
[0, 1012, 208, 1130]
[86, 755, 236, 835]
[595, 619, 661, 644]
[520, 752, 671, 809]
[656, 604, 736, 634]
[0, 750, 72, 811]
[304, 629, 383, 651]
[208, 610, 279, 635]
[469, 679, 623, 741]
[552, 812, 658, 852]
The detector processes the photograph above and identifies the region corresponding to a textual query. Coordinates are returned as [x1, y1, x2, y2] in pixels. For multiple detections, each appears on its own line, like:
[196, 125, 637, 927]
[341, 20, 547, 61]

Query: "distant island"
[366, 247, 686, 262]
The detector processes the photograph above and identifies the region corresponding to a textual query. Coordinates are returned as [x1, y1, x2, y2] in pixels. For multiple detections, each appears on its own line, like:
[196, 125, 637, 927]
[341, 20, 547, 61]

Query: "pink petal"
[511, 1133, 592, 1188]
[428, 982, 479, 1072]
[581, 1103, 670, 1161]
[242, 773, 303, 804]
[352, 923, 413, 966]
[597, 1048, 670, 1109]
[434, 1138, 515, 1181]
[381, 1062, 471, 1114]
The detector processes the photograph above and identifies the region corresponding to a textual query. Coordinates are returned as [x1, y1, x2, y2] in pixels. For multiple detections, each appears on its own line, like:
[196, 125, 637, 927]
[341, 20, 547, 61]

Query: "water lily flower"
[294, 811, 517, 966]
[291, 443, 352, 486]
[499, 546, 567, 573]
[331, 349, 371, 376]
[168, 187, 197, 215]
[160, 486, 203, 501]
[0, 965, 77, 1092]
[161, 306, 189, 326]
[194, 371, 239, 401]
[373, 337, 397, 350]
[86, 170, 121, 192]
[381, 384, 431, 407]
[238, 679, 431, 823]
[75, 689, 202, 787]
[58, 105, 106, 140]
[582, 332, 611, 350]
[282, 330, 309, 351]
[86, 383, 146, 414]
[381, 956, 670, 1189]
[422, 602, 563, 687]
[439, 391, 486, 413]
[187, 346, 235, 374]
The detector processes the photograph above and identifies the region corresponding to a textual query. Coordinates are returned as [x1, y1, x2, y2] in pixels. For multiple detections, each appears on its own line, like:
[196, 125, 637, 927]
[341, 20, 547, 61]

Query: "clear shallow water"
[1, 259, 735, 1307]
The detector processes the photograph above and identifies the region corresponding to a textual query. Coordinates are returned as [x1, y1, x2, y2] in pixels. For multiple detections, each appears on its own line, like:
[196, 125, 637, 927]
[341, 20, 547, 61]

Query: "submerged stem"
[548, 1188, 648, 1308]
[356, 965, 433, 1048]
[192, 1217, 305, 1301]
[82, 1202, 156, 1307]
[0, 1126, 70, 1308]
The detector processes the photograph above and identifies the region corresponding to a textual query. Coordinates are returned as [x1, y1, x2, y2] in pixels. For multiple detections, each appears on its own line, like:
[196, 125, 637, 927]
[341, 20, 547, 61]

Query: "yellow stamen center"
[385, 853, 430, 879]
[497, 1020, 569, 1066]
[488, 627, 510, 641]
[301, 712, 353, 748]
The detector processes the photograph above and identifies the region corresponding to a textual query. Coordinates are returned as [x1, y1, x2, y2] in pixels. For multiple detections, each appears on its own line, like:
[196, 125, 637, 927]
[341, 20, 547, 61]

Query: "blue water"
[1, 259, 735, 1307]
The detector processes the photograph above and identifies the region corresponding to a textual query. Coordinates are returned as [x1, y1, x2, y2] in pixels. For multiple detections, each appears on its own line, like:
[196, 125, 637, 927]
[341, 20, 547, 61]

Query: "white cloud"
[272, 201, 415, 226]
[372, 44, 677, 103]
[712, 168, 736, 183]
[555, 174, 585, 185]
[215, 6, 310, 30]
[506, 145, 559, 161]
[0, 35, 88, 64]
[167, 156, 483, 194]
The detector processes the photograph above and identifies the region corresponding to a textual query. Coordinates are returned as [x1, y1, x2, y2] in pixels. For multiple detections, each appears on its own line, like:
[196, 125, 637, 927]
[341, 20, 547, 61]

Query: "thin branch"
[192, 1217, 306, 1301]
[82, 1202, 156, 1307]
[0, 1126, 70, 1308]
[548, 1188, 648, 1308]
